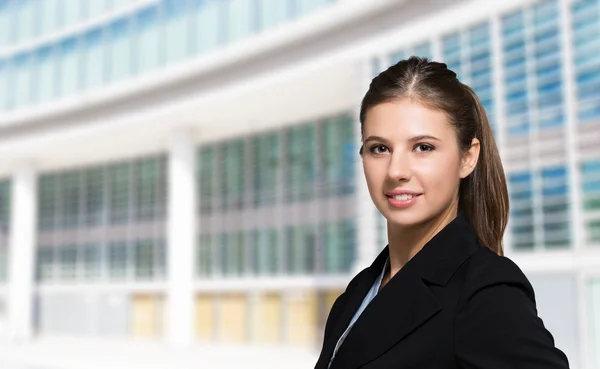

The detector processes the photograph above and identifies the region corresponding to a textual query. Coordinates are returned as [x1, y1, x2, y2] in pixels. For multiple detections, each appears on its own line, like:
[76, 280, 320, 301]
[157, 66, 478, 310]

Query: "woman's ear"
[459, 138, 480, 179]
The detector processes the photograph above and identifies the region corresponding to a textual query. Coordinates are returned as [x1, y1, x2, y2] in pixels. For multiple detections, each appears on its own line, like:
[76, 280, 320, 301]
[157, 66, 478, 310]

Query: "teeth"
[393, 194, 415, 201]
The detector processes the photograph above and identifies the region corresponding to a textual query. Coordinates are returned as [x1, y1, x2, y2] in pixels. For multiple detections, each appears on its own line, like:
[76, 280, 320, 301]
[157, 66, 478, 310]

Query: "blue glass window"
[35, 45, 57, 103]
[108, 18, 132, 82]
[0, 59, 7, 110]
[226, 0, 255, 43]
[39, 0, 61, 35]
[258, 0, 291, 31]
[59, 36, 80, 98]
[83, 28, 105, 90]
[194, 0, 221, 54]
[12, 52, 33, 108]
[164, 0, 191, 63]
[135, 5, 160, 73]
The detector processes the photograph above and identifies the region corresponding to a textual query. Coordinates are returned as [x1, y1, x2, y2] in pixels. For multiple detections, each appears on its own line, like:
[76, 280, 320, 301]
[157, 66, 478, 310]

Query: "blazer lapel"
[329, 269, 441, 369]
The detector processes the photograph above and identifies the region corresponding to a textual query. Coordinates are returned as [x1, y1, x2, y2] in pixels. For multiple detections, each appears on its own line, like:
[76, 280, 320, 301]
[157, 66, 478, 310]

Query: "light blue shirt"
[328, 258, 389, 368]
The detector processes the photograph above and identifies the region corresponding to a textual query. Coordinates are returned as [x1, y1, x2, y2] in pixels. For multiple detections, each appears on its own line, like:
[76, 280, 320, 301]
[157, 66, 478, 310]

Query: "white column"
[167, 130, 196, 346]
[7, 165, 37, 342]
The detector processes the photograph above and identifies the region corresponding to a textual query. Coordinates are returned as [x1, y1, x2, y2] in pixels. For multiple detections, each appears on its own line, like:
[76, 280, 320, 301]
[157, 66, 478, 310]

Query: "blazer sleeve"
[454, 253, 570, 369]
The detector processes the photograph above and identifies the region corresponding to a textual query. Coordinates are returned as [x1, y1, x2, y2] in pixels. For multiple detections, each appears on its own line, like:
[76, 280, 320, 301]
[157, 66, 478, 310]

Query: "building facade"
[0, 0, 599, 368]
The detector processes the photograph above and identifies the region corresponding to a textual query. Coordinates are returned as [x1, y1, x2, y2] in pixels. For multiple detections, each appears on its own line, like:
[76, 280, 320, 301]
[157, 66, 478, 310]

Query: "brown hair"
[359, 56, 509, 255]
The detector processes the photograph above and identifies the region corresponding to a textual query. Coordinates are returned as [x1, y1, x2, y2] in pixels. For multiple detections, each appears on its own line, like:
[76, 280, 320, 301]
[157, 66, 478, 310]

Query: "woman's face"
[362, 99, 479, 228]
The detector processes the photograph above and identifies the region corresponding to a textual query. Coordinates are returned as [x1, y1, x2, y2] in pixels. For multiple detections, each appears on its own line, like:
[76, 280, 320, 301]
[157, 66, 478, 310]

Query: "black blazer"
[315, 213, 570, 369]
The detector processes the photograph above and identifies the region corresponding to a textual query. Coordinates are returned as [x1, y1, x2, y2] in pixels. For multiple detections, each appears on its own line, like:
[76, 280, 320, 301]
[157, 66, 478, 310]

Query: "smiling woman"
[314, 57, 570, 369]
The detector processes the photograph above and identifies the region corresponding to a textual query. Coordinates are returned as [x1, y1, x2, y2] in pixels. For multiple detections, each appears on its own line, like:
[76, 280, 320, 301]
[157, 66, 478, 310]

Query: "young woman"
[314, 57, 570, 369]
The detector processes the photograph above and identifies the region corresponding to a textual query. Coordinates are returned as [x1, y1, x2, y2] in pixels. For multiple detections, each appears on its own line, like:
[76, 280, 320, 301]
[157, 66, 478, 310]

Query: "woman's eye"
[370, 144, 389, 154]
[415, 144, 434, 153]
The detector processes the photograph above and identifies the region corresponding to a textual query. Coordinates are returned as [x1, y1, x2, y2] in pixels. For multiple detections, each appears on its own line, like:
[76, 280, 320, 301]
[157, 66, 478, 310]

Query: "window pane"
[226, 0, 254, 43]
[285, 124, 316, 203]
[13, 52, 34, 108]
[199, 146, 215, 213]
[59, 37, 80, 98]
[253, 132, 280, 207]
[0, 59, 7, 110]
[39, 0, 61, 34]
[258, 0, 290, 31]
[35, 46, 57, 103]
[83, 28, 105, 90]
[136, 6, 160, 73]
[84, 168, 105, 227]
[15, 0, 37, 42]
[135, 158, 158, 221]
[61, 172, 81, 229]
[321, 114, 355, 197]
[0, 2, 13, 46]
[109, 163, 131, 224]
[59, 245, 78, 281]
[109, 242, 128, 279]
[198, 234, 213, 277]
[135, 239, 155, 279]
[0, 180, 10, 232]
[62, 0, 83, 27]
[194, 0, 221, 54]
[37, 247, 55, 281]
[38, 175, 57, 230]
[220, 139, 245, 211]
[83, 243, 102, 280]
[108, 18, 132, 82]
[164, 0, 191, 63]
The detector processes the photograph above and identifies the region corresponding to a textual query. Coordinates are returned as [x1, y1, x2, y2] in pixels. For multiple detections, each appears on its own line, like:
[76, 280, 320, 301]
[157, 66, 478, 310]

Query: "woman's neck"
[386, 208, 458, 279]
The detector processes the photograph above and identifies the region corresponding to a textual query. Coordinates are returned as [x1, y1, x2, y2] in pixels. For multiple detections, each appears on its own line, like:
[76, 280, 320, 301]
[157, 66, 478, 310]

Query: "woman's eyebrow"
[364, 135, 440, 145]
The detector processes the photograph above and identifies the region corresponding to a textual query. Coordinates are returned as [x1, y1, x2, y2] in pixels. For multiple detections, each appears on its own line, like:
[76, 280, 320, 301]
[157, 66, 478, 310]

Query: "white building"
[0, 0, 598, 368]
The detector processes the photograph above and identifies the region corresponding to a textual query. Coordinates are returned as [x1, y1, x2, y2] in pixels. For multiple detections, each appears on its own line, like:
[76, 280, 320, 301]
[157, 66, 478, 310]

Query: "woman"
[314, 57, 570, 369]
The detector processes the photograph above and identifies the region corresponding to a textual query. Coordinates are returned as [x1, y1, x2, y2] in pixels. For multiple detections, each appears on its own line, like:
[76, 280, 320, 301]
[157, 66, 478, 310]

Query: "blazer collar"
[321, 211, 482, 369]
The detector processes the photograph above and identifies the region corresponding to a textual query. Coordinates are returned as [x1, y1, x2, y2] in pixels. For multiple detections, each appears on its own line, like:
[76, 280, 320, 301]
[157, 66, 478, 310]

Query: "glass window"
[60, 172, 81, 229]
[220, 232, 245, 277]
[509, 171, 535, 250]
[194, 0, 221, 54]
[541, 166, 570, 248]
[285, 225, 315, 275]
[108, 241, 128, 279]
[62, 0, 83, 27]
[59, 36, 81, 98]
[0, 180, 11, 232]
[0, 247, 7, 281]
[87, 0, 111, 18]
[321, 114, 355, 197]
[84, 167, 105, 227]
[12, 52, 33, 108]
[59, 245, 78, 281]
[39, 0, 61, 35]
[323, 220, 355, 274]
[258, 0, 291, 31]
[108, 163, 131, 225]
[155, 239, 166, 278]
[35, 45, 57, 103]
[108, 18, 132, 82]
[285, 124, 316, 203]
[226, 0, 254, 43]
[135, 5, 160, 73]
[199, 146, 216, 213]
[198, 234, 214, 277]
[134, 239, 155, 279]
[0, 1, 13, 46]
[135, 158, 159, 221]
[38, 174, 57, 231]
[220, 139, 245, 211]
[252, 132, 280, 207]
[83, 28, 106, 91]
[164, 0, 191, 63]
[83, 243, 102, 280]
[37, 247, 55, 281]
[296, 0, 331, 16]
[252, 229, 278, 275]
[0, 59, 7, 110]
[15, 0, 37, 42]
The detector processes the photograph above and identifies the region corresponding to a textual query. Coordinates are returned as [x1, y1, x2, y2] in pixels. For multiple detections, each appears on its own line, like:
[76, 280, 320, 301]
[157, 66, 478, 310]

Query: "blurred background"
[0, 0, 598, 368]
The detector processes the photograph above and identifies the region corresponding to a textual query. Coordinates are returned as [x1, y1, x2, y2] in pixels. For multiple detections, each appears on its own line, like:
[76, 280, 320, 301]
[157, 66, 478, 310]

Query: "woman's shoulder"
[458, 247, 536, 305]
